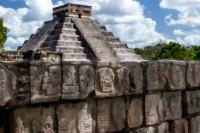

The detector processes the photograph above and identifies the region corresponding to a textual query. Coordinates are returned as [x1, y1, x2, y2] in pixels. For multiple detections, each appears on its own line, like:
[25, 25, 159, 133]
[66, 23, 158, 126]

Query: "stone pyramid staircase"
[40, 18, 94, 62]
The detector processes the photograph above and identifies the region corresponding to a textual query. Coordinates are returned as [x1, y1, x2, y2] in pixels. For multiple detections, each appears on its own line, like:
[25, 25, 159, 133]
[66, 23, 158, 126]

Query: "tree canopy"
[134, 41, 200, 61]
[0, 18, 8, 49]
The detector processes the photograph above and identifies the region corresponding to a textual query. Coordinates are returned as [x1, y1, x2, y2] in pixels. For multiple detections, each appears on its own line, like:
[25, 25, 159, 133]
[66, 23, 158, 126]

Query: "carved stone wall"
[1, 60, 200, 133]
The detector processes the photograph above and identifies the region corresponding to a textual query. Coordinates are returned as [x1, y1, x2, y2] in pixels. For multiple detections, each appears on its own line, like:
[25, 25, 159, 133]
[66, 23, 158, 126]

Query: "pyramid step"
[113, 48, 133, 53]
[56, 46, 85, 53]
[63, 17, 72, 23]
[102, 31, 113, 37]
[51, 28, 77, 35]
[99, 25, 107, 31]
[59, 34, 79, 41]
[106, 36, 120, 42]
[108, 44, 128, 48]
[56, 40, 83, 47]
[56, 23, 74, 29]
[42, 40, 83, 48]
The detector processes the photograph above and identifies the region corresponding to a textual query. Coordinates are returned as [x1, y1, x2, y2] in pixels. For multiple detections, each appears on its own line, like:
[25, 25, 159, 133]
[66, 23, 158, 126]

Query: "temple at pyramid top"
[53, 3, 92, 18]
[18, 3, 142, 62]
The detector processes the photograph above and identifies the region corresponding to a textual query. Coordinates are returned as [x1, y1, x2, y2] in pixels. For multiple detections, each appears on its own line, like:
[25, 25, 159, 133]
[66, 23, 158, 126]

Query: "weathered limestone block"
[79, 65, 95, 98]
[157, 122, 169, 133]
[120, 62, 143, 95]
[185, 91, 200, 114]
[97, 98, 126, 132]
[145, 92, 181, 125]
[10, 107, 56, 133]
[95, 67, 120, 97]
[0, 63, 16, 106]
[166, 61, 186, 90]
[145, 93, 162, 125]
[171, 119, 188, 133]
[57, 100, 96, 133]
[127, 98, 143, 128]
[146, 61, 166, 90]
[135, 127, 156, 133]
[190, 115, 200, 133]
[3, 62, 30, 105]
[187, 62, 200, 88]
[146, 61, 186, 91]
[162, 92, 182, 121]
[62, 64, 95, 99]
[30, 62, 61, 103]
[62, 65, 79, 99]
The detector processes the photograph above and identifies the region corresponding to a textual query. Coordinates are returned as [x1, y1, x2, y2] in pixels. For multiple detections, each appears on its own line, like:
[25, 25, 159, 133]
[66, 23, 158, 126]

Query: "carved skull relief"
[98, 68, 115, 93]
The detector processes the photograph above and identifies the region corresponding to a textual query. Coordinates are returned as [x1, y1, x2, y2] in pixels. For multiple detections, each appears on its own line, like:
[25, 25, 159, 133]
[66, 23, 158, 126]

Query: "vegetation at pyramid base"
[0, 18, 8, 49]
[134, 41, 200, 61]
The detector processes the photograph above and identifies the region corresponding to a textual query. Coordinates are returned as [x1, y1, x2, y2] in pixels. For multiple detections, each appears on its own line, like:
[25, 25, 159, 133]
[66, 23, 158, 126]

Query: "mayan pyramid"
[19, 3, 142, 62]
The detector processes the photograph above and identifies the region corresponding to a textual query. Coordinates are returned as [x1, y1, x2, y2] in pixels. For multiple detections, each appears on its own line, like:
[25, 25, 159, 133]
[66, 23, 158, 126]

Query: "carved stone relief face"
[30, 63, 61, 103]
[79, 65, 95, 95]
[62, 65, 79, 98]
[12, 107, 55, 133]
[98, 68, 115, 93]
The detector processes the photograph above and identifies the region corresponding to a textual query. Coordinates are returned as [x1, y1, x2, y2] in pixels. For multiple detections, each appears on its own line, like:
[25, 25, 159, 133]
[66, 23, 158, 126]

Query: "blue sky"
[0, 0, 200, 50]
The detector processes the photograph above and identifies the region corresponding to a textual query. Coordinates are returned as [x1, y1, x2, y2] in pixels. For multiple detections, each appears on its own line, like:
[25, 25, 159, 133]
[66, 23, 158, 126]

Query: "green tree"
[134, 41, 195, 61]
[0, 18, 8, 49]
[158, 42, 191, 60]
[135, 43, 164, 60]
[188, 46, 200, 61]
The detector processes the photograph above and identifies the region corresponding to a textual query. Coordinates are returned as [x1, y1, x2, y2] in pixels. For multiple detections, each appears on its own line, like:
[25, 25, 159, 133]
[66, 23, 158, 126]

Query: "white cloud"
[1, 0, 164, 50]
[0, 0, 53, 50]
[24, 0, 53, 21]
[173, 29, 186, 36]
[174, 29, 200, 46]
[160, 0, 200, 27]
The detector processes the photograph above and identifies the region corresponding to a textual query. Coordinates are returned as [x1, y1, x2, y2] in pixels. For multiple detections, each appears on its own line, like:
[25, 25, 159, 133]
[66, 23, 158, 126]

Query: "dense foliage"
[0, 18, 8, 49]
[135, 41, 200, 61]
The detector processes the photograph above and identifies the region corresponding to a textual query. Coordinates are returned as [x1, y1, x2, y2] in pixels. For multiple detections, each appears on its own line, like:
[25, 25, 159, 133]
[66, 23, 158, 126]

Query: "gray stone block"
[190, 115, 200, 133]
[146, 61, 186, 91]
[95, 67, 123, 97]
[171, 119, 188, 133]
[185, 90, 200, 114]
[62, 64, 95, 99]
[166, 61, 186, 90]
[127, 98, 143, 128]
[145, 92, 182, 125]
[162, 92, 182, 121]
[187, 61, 200, 88]
[10, 107, 56, 133]
[146, 61, 167, 90]
[57, 100, 96, 133]
[120, 62, 143, 95]
[2, 62, 30, 106]
[30, 62, 61, 103]
[157, 122, 169, 133]
[145, 93, 162, 125]
[0, 62, 16, 106]
[97, 98, 126, 132]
